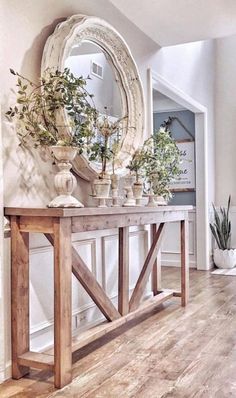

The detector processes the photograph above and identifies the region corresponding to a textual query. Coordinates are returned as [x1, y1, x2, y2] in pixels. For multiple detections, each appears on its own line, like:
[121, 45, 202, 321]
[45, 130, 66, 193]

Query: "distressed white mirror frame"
[41, 15, 145, 181]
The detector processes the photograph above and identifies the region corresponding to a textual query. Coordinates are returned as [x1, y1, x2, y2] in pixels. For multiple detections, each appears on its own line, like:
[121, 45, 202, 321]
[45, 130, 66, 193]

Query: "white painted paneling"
[0, 110, 5, 382]
[161, 210, 196, 268]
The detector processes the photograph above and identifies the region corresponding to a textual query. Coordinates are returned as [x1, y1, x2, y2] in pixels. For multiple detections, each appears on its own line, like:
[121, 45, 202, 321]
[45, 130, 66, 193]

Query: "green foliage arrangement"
[6, 68, 97, 153]
[210, 195, 232, 250]
[126, 147, 146, 182]
[88, 112, 125, 177]
[143, 128, 181, 200]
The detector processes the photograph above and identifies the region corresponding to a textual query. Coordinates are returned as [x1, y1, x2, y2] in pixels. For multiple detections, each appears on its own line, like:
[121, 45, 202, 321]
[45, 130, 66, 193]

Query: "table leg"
[53, 218, 72, 388]
[118, 227, 129, 315]
[180, 219, 189, 306]
[151, 224, 162, 295]
[11, 216, 30, 379]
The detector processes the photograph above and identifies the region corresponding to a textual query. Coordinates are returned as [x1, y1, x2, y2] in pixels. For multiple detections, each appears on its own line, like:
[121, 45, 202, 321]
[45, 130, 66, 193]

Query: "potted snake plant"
[210, 195, 236, 268]
[6, 68, 97, 207]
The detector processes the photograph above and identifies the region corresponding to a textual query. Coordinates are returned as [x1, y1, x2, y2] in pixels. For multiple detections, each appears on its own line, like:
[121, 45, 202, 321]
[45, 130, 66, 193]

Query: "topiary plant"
[210, 195, 232, 250]
[143, 127, 181, 200]
[126, 147, 146, 182]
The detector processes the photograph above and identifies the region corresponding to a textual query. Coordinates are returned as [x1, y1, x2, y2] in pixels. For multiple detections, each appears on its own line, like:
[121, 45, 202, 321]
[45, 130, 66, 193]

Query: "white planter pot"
[123, 175, 136, 207]
[214, 248, 236, 269]
[48, 146, 84, 208]
[155, 196, 167, 205]
[93, 177, 111, 198]
[133, 182, 143, 206]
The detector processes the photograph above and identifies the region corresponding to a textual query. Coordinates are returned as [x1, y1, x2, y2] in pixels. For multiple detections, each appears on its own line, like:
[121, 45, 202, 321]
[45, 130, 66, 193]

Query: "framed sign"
[169, 140, 195, 192]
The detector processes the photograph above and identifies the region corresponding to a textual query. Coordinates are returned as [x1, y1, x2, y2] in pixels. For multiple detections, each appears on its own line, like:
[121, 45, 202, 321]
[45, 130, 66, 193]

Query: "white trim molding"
[147, 69, 210, 270]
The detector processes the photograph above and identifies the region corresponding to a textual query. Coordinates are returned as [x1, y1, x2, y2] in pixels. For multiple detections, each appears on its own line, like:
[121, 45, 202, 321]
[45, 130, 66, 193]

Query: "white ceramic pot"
[155, 196, 167, 205]
[123, 175, 136, 207]
[111, 174, 120, 207]
[93, 177, 111, 198]
[214, 248, 236, 269]
[48, 146, 84, 208]
[133, 182, 143, 206]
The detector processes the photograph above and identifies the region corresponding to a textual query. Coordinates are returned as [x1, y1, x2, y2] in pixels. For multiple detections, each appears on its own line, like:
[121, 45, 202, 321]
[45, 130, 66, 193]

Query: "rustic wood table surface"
[4, 205, 191, 389]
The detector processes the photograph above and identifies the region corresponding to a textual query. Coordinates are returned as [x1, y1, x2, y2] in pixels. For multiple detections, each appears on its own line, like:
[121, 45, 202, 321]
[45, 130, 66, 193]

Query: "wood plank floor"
[1, 267, 236, 397]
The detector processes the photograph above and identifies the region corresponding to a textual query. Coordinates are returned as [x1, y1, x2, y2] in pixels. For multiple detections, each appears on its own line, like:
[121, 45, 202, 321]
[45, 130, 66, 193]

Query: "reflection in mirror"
[65, 40, 124, 119]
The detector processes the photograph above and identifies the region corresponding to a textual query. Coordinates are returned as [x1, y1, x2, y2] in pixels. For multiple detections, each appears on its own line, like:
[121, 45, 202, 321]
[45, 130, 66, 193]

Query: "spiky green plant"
[210, 195, 232, 250]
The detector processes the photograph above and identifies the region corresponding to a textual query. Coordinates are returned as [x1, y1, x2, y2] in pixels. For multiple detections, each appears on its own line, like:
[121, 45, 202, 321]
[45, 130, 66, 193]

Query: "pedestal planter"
[214, 248, 236, 269]
[133, 181, 143, 206]
[123, 175, 136, 207]
[93, 176, 111, 207]
[146, 194, 157, 207]
[48, 146, 84, 208]
[111, 174, 120, 207]
[155, 196, 167, 205]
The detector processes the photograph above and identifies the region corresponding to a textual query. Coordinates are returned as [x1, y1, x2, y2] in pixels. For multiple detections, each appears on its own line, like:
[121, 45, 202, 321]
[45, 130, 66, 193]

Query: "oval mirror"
[42, 15, 145, 181]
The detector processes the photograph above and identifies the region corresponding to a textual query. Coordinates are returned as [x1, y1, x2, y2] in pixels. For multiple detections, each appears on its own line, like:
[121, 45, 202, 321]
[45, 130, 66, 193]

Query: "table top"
[4, 206, 194, 218]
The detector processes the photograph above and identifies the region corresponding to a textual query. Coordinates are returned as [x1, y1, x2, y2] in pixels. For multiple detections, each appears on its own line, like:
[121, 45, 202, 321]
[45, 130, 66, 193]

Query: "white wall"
[149, 40, 216, 205]
[66, 52, 122, 117]
[0, 109, 5, 382]
[1, 0, 216, 382]
[215, 34, 236, 206]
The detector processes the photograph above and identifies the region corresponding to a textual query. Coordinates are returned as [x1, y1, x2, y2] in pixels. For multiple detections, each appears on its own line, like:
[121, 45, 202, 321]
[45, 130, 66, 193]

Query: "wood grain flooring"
[1, 267, 236, 397]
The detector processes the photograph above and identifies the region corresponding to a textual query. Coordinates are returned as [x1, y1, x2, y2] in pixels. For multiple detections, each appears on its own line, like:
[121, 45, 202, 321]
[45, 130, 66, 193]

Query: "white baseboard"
[161, 260, 197, 268]
[0, 361, 11, 383]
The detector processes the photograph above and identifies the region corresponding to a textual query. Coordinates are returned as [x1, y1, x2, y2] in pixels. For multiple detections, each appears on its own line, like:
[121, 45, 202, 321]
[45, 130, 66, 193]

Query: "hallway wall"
[1, 0, 216, 381]
[215, 34, 236, 206]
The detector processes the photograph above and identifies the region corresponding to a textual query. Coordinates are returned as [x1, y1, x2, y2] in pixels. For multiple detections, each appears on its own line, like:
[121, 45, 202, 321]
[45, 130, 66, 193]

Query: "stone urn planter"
[93, 174, 111, 207]
[214, 248, 236, 269]
[155, 195, 167, 205]
[123, 175, 136, 207]
[133, 181, 143, 206]
[48, 146, 84, 208]
[111, 173, 120, 207]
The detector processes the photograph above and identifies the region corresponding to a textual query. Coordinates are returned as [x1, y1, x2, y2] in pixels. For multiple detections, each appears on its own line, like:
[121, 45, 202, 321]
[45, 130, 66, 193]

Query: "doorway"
[147, 69, 210, 271]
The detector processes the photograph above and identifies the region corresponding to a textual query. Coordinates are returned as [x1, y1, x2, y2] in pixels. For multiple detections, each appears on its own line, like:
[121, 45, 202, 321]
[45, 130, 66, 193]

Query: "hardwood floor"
[1, 267, 236, 397]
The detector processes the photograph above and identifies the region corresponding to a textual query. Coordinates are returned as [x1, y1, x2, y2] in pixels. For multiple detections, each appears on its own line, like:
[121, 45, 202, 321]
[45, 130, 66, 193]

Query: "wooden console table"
[5, 206, 191, 389]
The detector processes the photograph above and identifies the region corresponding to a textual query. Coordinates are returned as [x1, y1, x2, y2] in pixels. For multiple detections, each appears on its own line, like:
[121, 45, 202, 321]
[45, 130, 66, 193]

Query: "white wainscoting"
[2, 213, 196, 380]
[161, 210, 196, 268]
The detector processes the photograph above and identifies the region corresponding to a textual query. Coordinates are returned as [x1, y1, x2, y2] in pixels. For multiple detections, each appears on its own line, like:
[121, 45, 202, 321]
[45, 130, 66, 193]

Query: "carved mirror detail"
[42, 15, 145, 180]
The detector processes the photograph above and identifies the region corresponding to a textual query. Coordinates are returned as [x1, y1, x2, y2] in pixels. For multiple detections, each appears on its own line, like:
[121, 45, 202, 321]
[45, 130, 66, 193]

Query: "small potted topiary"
[88, 113, 124, 202]
[143, 128, 180, 206]
[126, 148, 146, 206]
[6, 68, 97, 207]
[210, 195, 236, 268]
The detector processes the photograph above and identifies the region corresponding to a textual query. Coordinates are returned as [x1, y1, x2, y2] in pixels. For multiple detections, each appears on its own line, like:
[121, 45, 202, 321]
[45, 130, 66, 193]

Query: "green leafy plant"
[126, 147, 146, 182]
[143, 128, 181, 200]
[210, 195, 232, 250]
[6, 68, 98, 153]
[88, 111, 126, 178]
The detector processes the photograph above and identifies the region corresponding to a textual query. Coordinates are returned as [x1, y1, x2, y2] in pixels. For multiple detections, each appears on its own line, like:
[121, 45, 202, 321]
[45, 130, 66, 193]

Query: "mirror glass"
[65, 40, 124, 120]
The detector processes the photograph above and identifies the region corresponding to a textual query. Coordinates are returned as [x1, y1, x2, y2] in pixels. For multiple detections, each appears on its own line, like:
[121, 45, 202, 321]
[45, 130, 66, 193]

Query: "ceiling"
[109, 0, 236, 46]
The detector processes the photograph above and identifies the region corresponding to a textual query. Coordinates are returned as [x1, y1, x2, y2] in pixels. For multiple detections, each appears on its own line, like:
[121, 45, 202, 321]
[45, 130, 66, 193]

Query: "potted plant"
[126, 148, 146, 206]
[88, 113, 124, 201]
[210, 195, 236, 268]
[6, 68, 97, 207]
[143, 128, 180, 206]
